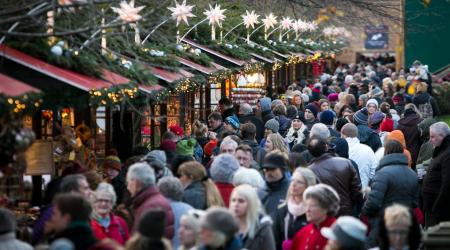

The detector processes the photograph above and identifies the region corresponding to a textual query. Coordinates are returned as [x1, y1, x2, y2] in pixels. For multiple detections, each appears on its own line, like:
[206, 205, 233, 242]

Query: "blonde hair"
[229, 184, 264, 239]
[267, 133, 289, 155]
[286, 168, 317, 201]
[404, 103, 422, 119]
[384, 204, 412, 228]
[415, 82, 428, 93]
[192, 120, 208, 138]
[178, 162, 224, 207]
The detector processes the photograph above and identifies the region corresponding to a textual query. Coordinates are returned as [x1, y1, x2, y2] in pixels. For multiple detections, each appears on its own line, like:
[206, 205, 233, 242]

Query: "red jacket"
[291, 216, 336, 250]
[90, 213, 130, 245]
[215, 182, 234, 207]
[131, 185, 174, 238]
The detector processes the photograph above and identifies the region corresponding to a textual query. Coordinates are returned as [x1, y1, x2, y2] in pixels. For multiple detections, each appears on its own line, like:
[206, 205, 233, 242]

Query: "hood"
[357, 124, 376, 142]
[260, 97, 272, 112]
[413, 92, 431, 104]
[399, 114, 422, 125]
[377, 153, 408, 170]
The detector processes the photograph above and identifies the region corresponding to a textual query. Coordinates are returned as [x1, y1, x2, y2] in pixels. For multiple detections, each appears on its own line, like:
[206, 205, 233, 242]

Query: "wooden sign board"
[25, 140, 54, 175]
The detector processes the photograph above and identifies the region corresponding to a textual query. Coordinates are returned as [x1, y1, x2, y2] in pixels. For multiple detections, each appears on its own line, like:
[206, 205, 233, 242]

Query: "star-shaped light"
[262, 13, 277, 30]
[204, 4, 226, 26]
[280, 17, 293, 30]
[168, 0, 195, 26]
[292, 19, 302, 32]
[242, 10, 259, 29]
[111, 0, 145, 23]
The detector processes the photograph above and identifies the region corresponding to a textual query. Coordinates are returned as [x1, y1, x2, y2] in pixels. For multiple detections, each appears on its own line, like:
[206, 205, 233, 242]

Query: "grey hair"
[232, 168, 266, 189]
[127, 162, 155, 188]
[303, 184, 340, 216]
[310, 123, 331, 140]
[430, 121, 450, 136]
[210, 154, 240, 183]
[293, 168, 317, 187]
[95, 182, 117, 205]
[60, 174, 87, 193]
[220, 138, 238, 151]
[157, 176, 184, 201]
[239, 103, 253, 115]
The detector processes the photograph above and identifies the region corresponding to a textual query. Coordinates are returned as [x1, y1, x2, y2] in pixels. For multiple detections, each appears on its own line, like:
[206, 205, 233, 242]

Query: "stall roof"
[243, 39, 289, 59]
[100, 68, 164, 94]
[150, 67, 194, 83]
[250, 53, 274, 64]
[176, 56, 226, 75]
[181, 38, 246, 67]
[0, 73, 41, 96]
[0, 45, 117, 91]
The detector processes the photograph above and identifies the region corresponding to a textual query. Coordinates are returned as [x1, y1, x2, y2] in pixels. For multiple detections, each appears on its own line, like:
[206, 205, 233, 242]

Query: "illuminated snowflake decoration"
[262, 13, 277, 30]
[242, 10, 260, 29]
[204, 4, 226, 26]
[111, 0, 145, 23]
[280, 17, 293, 30]
[168, 0, 195, 26]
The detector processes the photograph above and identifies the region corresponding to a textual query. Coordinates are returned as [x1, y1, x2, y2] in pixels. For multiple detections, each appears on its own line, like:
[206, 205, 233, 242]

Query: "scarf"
[285, 125, 307, 145]
[287, 198, 306, 218]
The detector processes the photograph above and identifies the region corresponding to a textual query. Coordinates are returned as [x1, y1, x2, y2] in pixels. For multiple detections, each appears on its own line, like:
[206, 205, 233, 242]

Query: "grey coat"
[242, 215, 276, 250]
[182, 181, 207, 210]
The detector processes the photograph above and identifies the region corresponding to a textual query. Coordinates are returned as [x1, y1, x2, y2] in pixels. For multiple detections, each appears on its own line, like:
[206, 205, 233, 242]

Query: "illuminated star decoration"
[280, 17, 293, 30]
[168, 0, 195, 26]
[204, 4, 226, 26]
[111, 0, 145, 23]
[262, 13, 277, 30]
[242, 10, 260, 29]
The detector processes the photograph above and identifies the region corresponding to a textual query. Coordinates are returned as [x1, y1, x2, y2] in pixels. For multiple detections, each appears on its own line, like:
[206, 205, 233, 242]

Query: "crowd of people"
[1, 59, 450, 250]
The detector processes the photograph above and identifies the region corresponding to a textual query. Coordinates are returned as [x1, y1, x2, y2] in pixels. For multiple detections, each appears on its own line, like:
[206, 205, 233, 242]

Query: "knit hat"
[335, 118, 349, 132]
[321, 216, 367, 249]
[353, 108, 369, 125]
[138, 209, 166, 239]
[392, 94, 404, 105]
[328, 93, 339, 102]
[293, 111, 306, 123]
[0, 208, 16, 234]
[263, 152, 288, 169]
[142, 150, 167, 171]
[210, 154, 240, 183]
[301, 93, 310, 103]
[265, 118, 279, 133]
[225, 115, 240, 130]
[176, 138, 197, 156]
[103, 149, 121, 171]
[160, 139, 176, 152]
[366, 99, 379, 109]
[260, 97, 272, 112]
[319, 110, 336, 126]
[387, 130, 406, 148]
[380, 118, 394, 132]
[311, 87, 321, 102]
[369, 111, 385, 127]
[203, 139, 218, 157]
[305, 103, 319, 118]
[370, 87, 383, 99]
[169, 125, 184, 137]
[330, 138, 349, 159]
[201, 207, 239, 240]
[286, 105, 298, 119]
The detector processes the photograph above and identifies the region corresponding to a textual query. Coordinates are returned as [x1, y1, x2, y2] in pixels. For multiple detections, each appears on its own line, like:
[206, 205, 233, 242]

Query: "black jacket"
[239, 114, 265, 143]
[262, 110, 275, 125]
[398, 113, 422, 165]
[52, 222, 98, 250]
[422, 135, 450, 223]
[273, 203, 308, 250]
[357, 124, 382, 153]
[242, 139, 260, 159]
[258, 176, 290, 220]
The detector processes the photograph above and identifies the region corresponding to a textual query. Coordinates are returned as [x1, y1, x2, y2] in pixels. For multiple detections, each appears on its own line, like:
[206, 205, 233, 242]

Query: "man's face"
[126, 177, 140, 197]
[220, 144, 236, 155]
[77, 179, 91, 199]
[208, 119, 221, 130]
[49, 205, 70, 233]
[224, 122, 235, 132]
[304, 109, 315, 120]
[430, 129, 445, 147]
[263, 167, 284, 183]
[235, 150, 252, 168]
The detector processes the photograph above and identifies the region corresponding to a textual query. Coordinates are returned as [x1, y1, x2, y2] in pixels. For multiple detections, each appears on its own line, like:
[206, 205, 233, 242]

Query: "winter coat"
[276, 115, 291, 137]
[200, 236, 242, 250]
[215, 182, 234, 207]
[413, 92, 440, 118]
[222, 108, 235, 121]
[130, 185, 174, 238]
[328, 127, 341, 138]
[309, 153, 363, 216]
[304, 118, 318, 131]
[273, 204, 308, 250]
[52, 221, 98, 250]
[242, 215, 276, 250]
[422, 135, 450, 223]
[397, 113, 423, 165]
[111, 172, 127, 205]
[258, 176, 290, 220]
[90, 213, 130, 245]
[291, 216, 336, 250]
[242, 139, 260, 159]
[212, 123, 226, 140]
[357, 124, 382, 153]
[0, 232, 33, 250]
[346, 137, 377, 188]
[239, 114, 265, 143]
[262, 110, 275, 125]
[182, 181, 207, 210]
[363, 153, 419, 217]
[285, 126, 309, 150]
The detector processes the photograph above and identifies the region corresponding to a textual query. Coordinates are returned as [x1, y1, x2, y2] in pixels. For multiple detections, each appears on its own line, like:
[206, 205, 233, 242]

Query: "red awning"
[0, 45, 119, 91]
[100, 67, 164, 94]
[0, 73, 41, 96]
[150, 67, 194, 83]
[181, 38, 246, 66]
[176, 56, 222, 75]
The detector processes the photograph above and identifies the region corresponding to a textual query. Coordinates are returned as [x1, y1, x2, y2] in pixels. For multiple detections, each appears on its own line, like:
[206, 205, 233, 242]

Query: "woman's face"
[343, 108, 353, 118]
[292, 119, 303, 130]
[386, 222, 410, 250]
[305, 198, 328, 225]
[265, 137, 274, 152]
[305, 109, 315, 120]
[94, 193, 113, 217]
[179, 217, 197, 248]
[179, 174, 192, 187]
[290, 174, 307, 198]
[293, 96, 302, 106]
[320, 102, 330, 112]
[367, 104, 377, 114]
[229, 193, 249, 219]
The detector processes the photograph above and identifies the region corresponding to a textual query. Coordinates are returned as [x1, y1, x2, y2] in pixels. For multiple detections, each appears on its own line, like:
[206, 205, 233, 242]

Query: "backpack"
[418, 96, 433, 119]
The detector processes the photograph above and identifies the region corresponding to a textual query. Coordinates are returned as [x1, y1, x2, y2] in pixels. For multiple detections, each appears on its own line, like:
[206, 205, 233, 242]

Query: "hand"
[208, 131, 217, 140]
